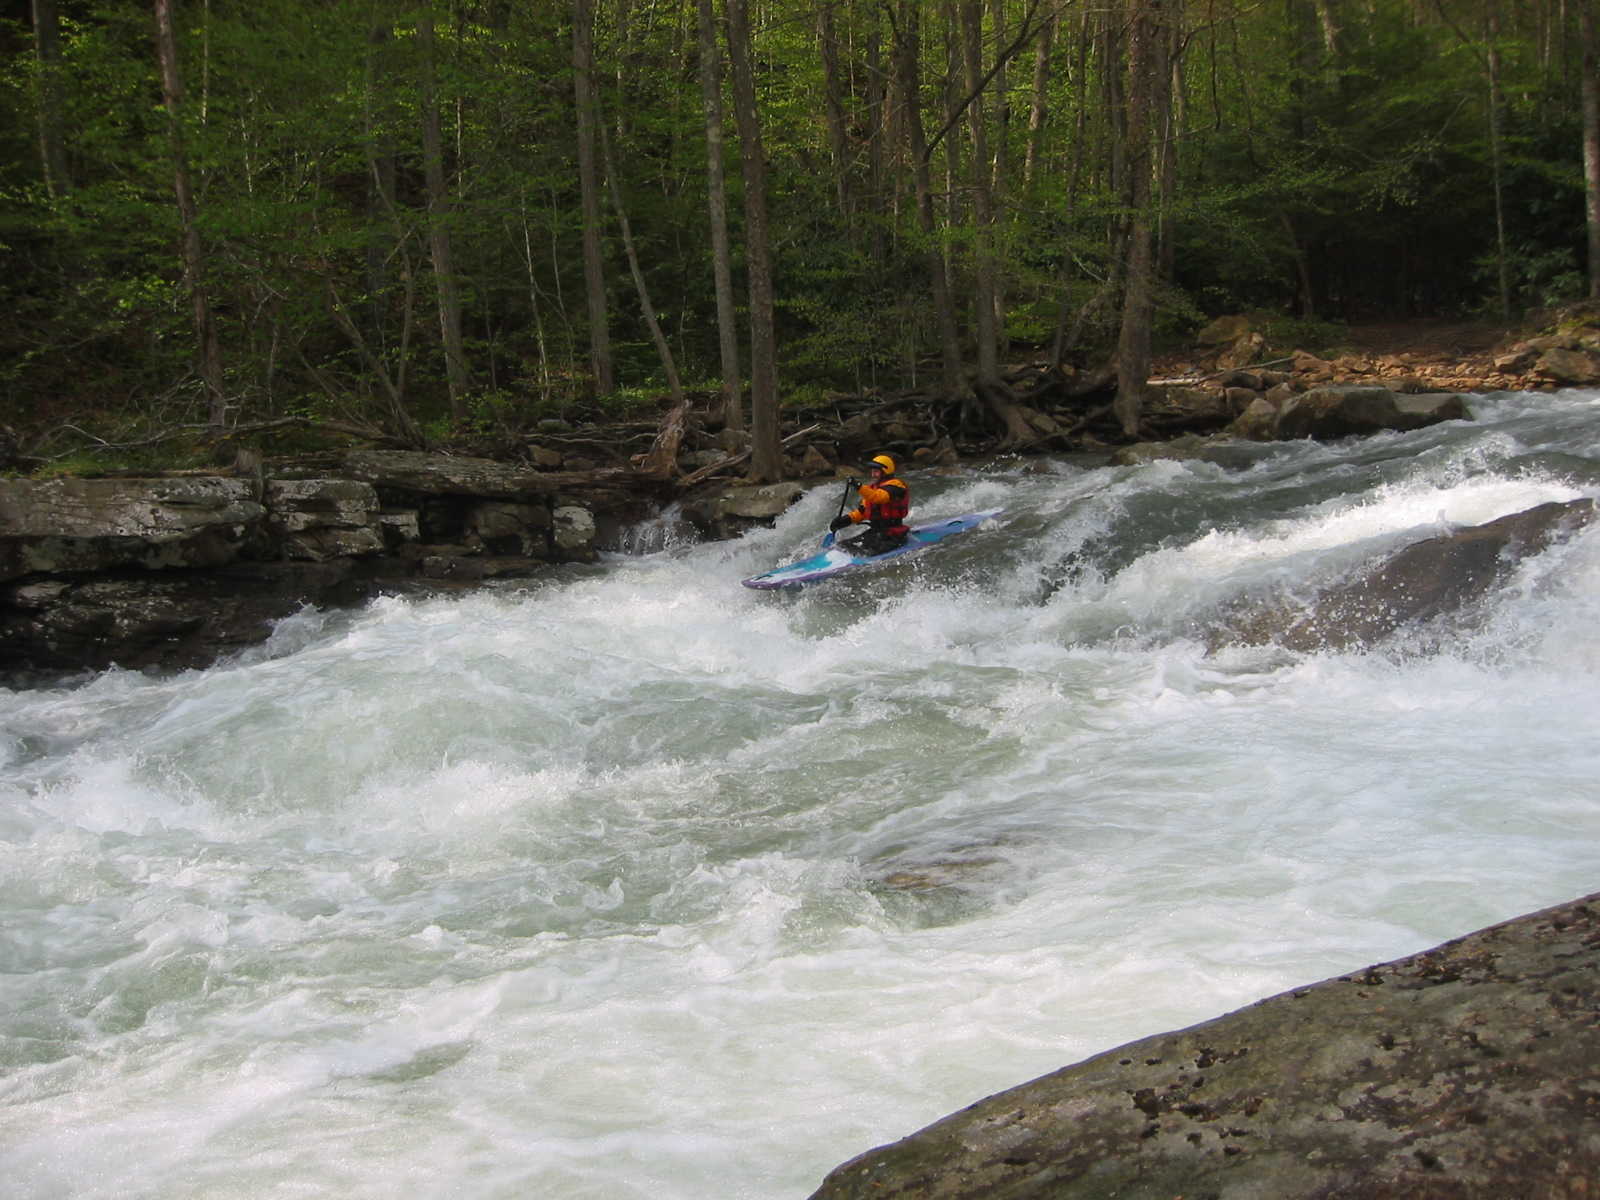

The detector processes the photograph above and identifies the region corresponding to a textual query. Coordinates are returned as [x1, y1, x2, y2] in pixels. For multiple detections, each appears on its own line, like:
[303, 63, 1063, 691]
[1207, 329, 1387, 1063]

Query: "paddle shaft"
[822, 477, 858, 548]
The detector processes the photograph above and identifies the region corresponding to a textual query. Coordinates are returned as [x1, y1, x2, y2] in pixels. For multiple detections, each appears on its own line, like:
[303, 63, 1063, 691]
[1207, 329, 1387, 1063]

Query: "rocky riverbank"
[3, 312, 1598, 680]
[808, 892, 1600, 1199]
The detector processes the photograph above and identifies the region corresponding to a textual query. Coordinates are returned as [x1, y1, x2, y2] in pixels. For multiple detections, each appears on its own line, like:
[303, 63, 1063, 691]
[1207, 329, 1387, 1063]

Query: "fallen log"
[634, 399, 690, 479]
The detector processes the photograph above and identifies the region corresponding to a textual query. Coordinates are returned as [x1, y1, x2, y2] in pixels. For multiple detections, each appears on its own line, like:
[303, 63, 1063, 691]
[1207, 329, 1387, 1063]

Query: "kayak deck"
[741, 509, 1003, 590]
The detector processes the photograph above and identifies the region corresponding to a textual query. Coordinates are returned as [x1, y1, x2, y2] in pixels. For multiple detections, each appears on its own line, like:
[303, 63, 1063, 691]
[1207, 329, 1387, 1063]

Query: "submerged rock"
[809, 892, 1600, 1199]
[1223, 498, 1597, 652]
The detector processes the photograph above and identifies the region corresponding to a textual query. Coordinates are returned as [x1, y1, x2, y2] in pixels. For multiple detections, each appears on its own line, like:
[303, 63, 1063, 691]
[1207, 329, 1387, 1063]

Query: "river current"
[5, 388, 1600, 1198]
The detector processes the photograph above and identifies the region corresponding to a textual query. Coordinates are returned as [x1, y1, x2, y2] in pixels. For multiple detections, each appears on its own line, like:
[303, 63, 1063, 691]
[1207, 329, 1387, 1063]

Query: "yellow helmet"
[870, 454, 896, 474]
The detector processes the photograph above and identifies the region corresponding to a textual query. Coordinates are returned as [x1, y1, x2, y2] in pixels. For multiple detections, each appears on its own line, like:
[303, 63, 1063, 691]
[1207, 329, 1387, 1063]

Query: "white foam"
[4, 390, 1600, 1199]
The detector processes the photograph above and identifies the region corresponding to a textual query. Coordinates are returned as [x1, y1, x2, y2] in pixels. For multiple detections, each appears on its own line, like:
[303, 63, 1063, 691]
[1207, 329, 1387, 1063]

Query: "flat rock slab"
[341, 450, 668, 506]
[809, 893, 1600, 1199]
[0, 475, 260, 538]
[0, 476, 264, 580]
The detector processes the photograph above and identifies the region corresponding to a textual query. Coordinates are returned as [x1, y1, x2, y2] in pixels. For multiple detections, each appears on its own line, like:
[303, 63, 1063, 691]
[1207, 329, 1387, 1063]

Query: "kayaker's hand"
[829, 516, 852, 533]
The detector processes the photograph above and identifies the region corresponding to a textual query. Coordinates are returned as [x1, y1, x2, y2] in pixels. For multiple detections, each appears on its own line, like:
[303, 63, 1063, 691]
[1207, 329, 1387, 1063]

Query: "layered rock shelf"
[0, 455, 666, 676]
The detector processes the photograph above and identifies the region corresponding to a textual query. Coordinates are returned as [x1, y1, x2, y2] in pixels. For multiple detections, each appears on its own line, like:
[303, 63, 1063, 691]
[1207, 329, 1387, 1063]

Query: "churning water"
[5, 389, 1600, 1199]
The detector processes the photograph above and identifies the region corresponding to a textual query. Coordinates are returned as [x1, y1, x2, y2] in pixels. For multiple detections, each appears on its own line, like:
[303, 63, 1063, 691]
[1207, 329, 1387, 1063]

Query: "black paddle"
[821, 477, 858, 548]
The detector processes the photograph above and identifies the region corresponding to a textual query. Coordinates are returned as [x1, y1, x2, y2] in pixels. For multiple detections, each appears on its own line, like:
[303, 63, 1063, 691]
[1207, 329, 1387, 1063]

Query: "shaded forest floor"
[1150, 317, 1519, 382]
[1325, 317, 1516, 360]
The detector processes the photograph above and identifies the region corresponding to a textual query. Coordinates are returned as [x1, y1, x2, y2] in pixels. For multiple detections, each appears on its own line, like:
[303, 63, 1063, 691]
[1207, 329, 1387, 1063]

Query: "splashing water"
[4, 389, 1600, 1199]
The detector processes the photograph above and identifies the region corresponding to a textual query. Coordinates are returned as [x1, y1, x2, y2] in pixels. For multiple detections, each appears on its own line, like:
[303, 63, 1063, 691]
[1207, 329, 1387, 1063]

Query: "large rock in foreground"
[810, 893, 1600, 1199]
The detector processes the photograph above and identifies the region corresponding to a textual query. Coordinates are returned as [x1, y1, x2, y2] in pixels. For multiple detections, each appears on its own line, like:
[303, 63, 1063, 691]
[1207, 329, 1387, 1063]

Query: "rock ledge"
[810, 892, 1600, 1199]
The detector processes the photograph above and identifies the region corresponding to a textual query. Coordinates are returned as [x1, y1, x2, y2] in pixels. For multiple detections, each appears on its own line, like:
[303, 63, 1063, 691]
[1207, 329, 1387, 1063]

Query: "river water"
[5, 388, 1600, 1199]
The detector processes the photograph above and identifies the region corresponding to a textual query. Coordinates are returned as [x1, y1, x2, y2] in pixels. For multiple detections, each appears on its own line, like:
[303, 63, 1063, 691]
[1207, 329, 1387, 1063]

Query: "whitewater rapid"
[4, 389, 1600, 1198]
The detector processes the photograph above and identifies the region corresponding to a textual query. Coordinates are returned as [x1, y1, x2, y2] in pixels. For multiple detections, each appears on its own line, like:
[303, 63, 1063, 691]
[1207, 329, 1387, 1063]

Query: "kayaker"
[830, 454, 911, 556]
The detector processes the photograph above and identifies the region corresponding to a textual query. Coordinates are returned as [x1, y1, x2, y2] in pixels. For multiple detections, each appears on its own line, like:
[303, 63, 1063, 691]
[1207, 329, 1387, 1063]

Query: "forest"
[2, 0, 1598, 479]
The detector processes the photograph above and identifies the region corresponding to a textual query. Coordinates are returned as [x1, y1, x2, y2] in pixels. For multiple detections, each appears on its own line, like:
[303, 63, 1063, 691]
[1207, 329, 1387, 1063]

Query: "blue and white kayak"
[741, 510, 1003, 590]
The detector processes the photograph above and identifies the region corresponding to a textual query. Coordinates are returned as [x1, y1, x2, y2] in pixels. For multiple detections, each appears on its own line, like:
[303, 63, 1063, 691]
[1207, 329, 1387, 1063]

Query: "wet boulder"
[679, 481, 807, 541]
[552, 505, 598, 560]
[809, 892, 1600, 1199]
[1224, 498, 1596, 652]
[1533, 346, 1600, 386]
[466, 500, 552, 557]
[1275, 385, 1469, 441]
[719, 481, 806, 520]
[1229, 397, 1282, 441]
[1109, 434, 1219, 466]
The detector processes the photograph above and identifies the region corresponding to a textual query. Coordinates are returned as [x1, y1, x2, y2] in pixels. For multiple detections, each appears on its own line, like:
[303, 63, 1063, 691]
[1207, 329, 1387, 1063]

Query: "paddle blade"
[821, 531, 835, 549]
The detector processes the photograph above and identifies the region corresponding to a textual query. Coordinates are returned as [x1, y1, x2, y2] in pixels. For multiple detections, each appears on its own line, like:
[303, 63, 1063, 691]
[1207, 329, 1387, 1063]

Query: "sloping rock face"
[1222, 499, 1597, 652]
[809, 892, 1600, 1200]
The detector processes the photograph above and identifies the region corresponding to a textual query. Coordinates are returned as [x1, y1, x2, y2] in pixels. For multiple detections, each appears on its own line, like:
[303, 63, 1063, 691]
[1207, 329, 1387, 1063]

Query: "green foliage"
[0, 0, 1592, 439]
[593, 386, 670, 422]
[781, 381, 835, 411]
[1472, 243, 1585, 314]
[28, 453, 118, 479]
[25, 426, 223, 477]
[1259, 315, 1350, 356]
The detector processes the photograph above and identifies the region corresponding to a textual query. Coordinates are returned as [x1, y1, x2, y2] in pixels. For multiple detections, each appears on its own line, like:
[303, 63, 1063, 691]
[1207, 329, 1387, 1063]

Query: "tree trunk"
[416, 11, 471, 421]
[818, 1, 852, 217]
[364, 14, 399, 354]
[962, 0, 1032, 445]
[31, 0, 70, 200]
[1312, 0, 1343, 56]
[989, 0, 1011, 194]
[573, 0, 614, 395]
[1114, 0, 1168, 439]
[896, 0, 964, 399]
[1023, 6, 1057, 190]
[962, 0, 999, 384]
[1580, 0, 1599, 300]
[1485, 0, 1511, 318]
[697, 0, 743, 432]
[154, 0, 227, 428]
[865, 11, 889, 264]
[1281, 211, 1316, 317]
[724, 0, 782, 483]
[1156, 4, 1183, 284]
[942, 0, 963, 339]
[598, 122, 686, 478]
[988, 0, 1010, 358]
